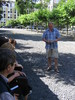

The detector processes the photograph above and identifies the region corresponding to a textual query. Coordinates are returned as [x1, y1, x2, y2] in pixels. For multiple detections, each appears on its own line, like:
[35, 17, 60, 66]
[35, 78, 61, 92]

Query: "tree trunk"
[66, 22, 68, 35]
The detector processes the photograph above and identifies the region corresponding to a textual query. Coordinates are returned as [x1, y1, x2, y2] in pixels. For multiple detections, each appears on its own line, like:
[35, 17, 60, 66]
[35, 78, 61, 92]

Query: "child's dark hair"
[0, 48, 16, 72]
[0, 36, 9, 47]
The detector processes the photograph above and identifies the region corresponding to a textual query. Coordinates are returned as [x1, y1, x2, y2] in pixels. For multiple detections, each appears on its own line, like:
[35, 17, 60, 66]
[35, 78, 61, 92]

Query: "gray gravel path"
[0, 28, 75, 100]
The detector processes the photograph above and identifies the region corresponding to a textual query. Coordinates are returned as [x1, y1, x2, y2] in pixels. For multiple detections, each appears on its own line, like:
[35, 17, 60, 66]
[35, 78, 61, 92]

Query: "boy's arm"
[54, 29, 61, 42]
[8, 72, 20, 82]
[54, 38, 61, 42]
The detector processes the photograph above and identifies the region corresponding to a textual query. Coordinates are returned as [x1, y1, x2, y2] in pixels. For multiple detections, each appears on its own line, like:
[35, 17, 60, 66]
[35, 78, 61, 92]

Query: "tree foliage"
[15, 0, 35, 15]
[17, 8, 50, 27]
[15, 0, 50, 14]
[53, 0, 75, 34]
[34, 0, 50, 9]
[6, 19, 20, 27]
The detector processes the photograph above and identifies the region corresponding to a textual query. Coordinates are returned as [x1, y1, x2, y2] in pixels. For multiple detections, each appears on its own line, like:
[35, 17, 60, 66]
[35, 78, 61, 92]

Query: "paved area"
[0, 28, 75, 100]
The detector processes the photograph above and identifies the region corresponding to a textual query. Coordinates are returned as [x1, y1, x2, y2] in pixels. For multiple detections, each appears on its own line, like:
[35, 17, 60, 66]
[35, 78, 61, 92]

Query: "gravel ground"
[0, 28, 75, 100]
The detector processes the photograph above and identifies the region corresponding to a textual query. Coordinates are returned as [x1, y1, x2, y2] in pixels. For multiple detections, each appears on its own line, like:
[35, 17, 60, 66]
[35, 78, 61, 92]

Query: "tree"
[6, 19, 20, 27]
[65, 0, 75, 25]
[15, 0, 35, 15]
[55, 0, 75, 35]
[34, 0, 50, 9]
[50, 8, 63, 29]
[36, 9, 50, 25]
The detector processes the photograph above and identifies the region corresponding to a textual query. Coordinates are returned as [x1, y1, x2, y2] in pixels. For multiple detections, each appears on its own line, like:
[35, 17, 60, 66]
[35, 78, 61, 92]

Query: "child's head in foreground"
[0, 48, 16, 75]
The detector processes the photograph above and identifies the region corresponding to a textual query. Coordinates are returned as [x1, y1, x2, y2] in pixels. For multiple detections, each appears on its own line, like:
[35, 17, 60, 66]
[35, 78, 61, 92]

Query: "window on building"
[10, 15, 12, 18]
[6, 3, 8, 7]
[14, 15, 16, 19]
[4, 14, 6, 18]
[8, 11, 10, 13]
[14, 10, 16, 13]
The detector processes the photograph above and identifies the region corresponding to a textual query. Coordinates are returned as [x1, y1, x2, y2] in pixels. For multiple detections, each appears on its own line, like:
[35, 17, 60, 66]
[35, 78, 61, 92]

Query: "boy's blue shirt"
[42, 28, 61, 49]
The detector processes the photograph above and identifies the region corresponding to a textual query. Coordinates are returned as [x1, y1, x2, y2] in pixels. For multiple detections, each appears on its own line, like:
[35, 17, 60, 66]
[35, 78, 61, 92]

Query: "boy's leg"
[53, 49, 59, 72]
[48, 57, 51, 69]
[54, 58, 59, 72]
[46, 49, 52, 71]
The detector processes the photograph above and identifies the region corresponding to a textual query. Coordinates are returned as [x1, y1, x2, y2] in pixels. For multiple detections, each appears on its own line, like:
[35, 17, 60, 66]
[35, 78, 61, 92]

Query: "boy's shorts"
[46, 49, 58, 58]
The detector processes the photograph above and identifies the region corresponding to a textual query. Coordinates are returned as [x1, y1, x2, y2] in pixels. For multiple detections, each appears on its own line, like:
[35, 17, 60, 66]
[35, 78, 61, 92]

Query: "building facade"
[0, 0, 18, 25]
[48, 0, 59, 11]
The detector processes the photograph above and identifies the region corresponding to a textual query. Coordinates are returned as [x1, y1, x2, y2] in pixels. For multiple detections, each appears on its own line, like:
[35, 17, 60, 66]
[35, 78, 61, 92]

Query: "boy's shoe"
[47, 67, 52, 71]
[55, 68, 59, 73]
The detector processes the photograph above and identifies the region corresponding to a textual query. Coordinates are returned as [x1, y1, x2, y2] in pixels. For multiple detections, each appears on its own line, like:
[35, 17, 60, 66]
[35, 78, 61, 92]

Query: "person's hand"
[14, 72, 20, 78]
[47, 40, 54, 44]
[53, 39, 57, 42]
[50, 40, 57, 43]
[19, 72, 26, 77]
[47, 40, 51, 44]
[15, 71, 26, 77]
[50, 40, 54, 43]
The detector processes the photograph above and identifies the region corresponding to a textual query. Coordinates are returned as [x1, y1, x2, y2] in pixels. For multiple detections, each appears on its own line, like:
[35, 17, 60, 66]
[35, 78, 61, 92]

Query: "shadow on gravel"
[0, 29, 14, 36]
[0, 31, 42, 42]
[17, 52, 59, 100]
[57, 53, 75, 85]
[17, 51, 75, 100]
[17, 50, 75, 84]
[0, 30, 13, 37]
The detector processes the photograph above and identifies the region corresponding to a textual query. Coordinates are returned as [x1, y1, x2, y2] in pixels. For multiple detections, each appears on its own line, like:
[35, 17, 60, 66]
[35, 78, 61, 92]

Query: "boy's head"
[0, 36, 15, 50]
[0, 48, 16, 75]
[48, 22, 54, 31]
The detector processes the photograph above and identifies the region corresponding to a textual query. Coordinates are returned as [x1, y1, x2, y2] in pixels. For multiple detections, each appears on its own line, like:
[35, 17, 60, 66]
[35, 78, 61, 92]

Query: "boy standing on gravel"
[42, 22, 61, 72]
